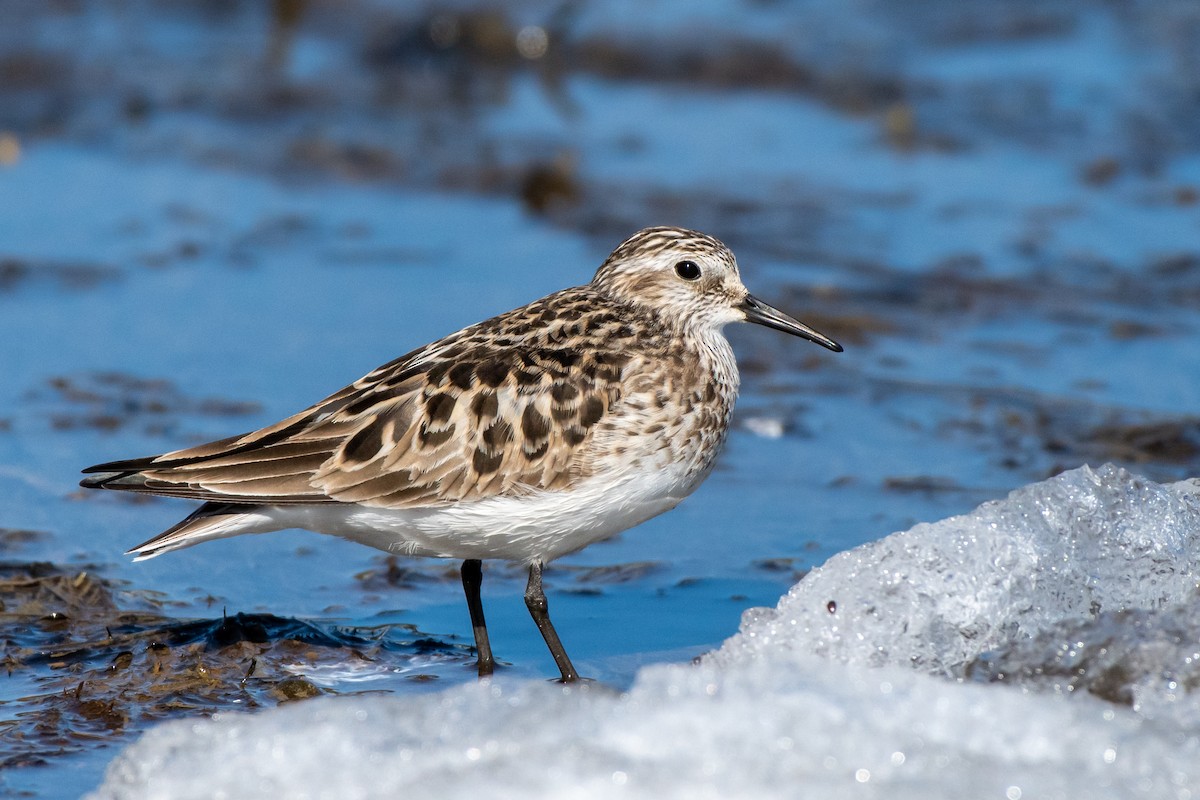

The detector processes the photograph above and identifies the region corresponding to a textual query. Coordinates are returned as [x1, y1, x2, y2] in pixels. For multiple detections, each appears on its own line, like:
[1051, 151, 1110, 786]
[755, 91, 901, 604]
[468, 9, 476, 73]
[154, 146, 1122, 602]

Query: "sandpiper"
[81, 226, 842, 681]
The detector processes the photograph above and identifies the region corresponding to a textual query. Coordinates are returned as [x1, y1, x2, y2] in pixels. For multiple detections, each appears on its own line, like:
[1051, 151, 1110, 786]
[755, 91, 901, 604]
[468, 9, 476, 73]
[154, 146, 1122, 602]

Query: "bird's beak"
[740, 294, 843, 352]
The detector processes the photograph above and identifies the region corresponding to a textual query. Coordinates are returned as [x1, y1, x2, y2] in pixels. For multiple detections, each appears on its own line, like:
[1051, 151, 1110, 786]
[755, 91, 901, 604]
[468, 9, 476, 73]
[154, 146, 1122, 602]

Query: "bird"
[81, 226, 842, 682]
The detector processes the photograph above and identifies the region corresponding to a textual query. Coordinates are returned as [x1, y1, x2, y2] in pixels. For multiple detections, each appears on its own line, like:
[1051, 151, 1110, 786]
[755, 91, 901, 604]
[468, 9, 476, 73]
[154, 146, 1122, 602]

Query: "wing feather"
[81, 287, 646, 508]
[311, 347, 630, 508]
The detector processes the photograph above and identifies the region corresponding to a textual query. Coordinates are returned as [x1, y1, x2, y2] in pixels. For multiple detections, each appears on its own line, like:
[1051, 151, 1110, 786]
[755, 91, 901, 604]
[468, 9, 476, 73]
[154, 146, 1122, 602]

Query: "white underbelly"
[264, 463, 701, 564]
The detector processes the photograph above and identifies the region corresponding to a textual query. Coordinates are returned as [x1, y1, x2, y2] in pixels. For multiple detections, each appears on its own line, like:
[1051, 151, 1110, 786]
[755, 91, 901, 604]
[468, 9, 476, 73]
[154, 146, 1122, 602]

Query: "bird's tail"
[127, 502, 277, 560]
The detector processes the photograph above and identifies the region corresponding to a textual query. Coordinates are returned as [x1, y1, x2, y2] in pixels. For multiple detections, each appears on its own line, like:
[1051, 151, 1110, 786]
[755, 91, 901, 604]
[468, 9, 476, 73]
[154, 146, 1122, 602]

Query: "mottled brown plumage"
[81, 226, 842, 682]
[83, 287, 704, 507]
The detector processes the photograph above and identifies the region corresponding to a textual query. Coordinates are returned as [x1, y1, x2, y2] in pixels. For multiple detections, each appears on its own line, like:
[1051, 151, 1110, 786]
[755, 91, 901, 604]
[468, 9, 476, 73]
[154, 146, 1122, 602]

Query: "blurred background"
[2, 0, 1199, 795]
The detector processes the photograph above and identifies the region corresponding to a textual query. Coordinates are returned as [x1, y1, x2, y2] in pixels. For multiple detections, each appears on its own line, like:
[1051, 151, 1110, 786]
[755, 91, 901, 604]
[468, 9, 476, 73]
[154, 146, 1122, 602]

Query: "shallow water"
[1, 0, 1199, 796]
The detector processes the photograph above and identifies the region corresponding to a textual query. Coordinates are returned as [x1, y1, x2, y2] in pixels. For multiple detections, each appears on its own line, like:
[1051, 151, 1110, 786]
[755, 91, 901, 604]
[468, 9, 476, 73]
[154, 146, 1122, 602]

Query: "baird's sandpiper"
[82, 226, 842, 681]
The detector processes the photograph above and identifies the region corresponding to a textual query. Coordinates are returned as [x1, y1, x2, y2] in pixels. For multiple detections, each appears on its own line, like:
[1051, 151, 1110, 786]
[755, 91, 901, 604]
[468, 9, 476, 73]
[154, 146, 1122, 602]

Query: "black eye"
[674, 260, 701, 281]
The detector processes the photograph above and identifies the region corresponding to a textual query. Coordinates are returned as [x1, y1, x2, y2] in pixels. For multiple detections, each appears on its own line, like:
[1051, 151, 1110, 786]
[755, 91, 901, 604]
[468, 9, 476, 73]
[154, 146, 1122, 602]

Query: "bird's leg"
[461, 559, 495, 677]
[524, 561, 579, 682]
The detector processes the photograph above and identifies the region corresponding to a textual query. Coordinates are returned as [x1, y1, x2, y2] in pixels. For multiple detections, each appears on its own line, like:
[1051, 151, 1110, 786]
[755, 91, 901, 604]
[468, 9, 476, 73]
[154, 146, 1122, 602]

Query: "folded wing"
[81, 346, 630, 509]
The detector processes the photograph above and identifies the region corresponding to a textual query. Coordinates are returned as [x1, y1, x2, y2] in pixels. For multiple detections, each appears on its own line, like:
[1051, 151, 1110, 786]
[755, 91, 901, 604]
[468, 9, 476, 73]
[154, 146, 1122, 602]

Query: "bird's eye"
[674, 260, 702, 281]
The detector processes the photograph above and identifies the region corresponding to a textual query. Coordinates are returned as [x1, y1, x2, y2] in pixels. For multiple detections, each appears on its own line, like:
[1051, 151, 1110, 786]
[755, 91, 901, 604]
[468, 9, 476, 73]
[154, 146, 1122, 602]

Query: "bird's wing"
[79, 375, 375, 503]
[81, 343, 633, 508]
[310, 344, 630, 507]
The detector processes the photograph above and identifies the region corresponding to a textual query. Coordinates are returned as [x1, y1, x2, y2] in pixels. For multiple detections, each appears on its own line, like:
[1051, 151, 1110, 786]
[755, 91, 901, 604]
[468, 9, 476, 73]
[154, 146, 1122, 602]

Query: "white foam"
[712, 463, 1200, 674]
[90, 465, 1200, 799]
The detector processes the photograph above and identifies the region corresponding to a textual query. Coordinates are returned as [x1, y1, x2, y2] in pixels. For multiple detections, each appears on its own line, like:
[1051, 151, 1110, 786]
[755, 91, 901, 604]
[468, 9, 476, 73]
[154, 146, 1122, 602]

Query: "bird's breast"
[591, 333, 740, 491]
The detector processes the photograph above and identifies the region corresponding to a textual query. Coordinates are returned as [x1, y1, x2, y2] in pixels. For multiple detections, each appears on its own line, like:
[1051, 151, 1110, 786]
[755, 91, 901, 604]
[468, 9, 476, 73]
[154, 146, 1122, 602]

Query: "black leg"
[524, 561, 579, 682]
[461, 559, 495, 677]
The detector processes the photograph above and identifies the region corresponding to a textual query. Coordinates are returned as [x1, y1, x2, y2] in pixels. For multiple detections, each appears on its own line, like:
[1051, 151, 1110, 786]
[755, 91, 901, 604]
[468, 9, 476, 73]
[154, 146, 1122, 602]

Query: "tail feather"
[81, 471, 147, 491]
[128, 502, 277, 560]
